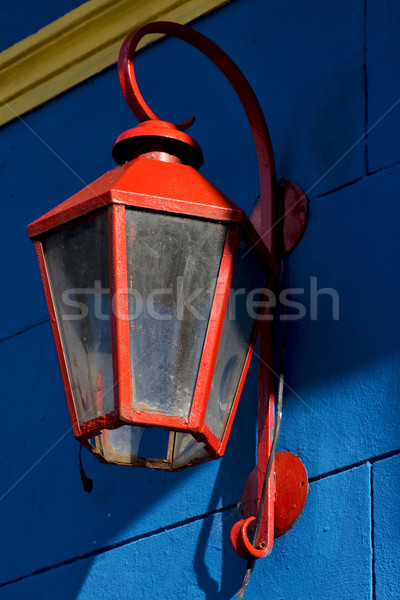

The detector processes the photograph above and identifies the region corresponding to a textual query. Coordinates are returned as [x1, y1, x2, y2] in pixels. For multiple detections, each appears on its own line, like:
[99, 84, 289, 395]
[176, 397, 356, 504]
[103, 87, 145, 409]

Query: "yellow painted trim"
[0, 0, 230, 127]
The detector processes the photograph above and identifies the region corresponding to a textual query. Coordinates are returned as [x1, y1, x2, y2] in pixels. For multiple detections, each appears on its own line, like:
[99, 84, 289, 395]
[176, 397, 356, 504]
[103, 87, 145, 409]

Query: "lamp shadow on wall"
[0, 318, 260, 598]
[193, 358, 259, 599]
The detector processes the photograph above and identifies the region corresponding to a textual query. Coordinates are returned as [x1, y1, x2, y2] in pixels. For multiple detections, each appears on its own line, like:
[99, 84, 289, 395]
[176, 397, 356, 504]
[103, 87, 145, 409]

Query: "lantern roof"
[27, 154, 249, 238]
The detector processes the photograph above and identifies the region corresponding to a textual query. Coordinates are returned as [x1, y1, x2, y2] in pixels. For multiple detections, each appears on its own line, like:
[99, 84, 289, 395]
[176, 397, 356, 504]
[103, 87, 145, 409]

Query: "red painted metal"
[27, 158, 243, 237]
[240, 465, 258, 521]
[281, 182, 308, 256]
[112, 120, 203, 168]
[230, 179, 308, 558]
[27, 22, 309, 557]
[108, 204, 132, 420]
[240, 451, 308, 540]
[255, 318, 276, 552]
[230, 516, 269, 560]
[196, 423, 222, 456]
[76, 413, 121, 438]
[241, 452, 308, 538]
[113, 411, 191, 432]
[228, 204, 277, 557]
[27, 159, 277, 285]
[189, 226, 240, 432]
[117, 20, 277, 255]
[117, 24, 282, 539]
[28, 147, 277, 461]
[274, 451, 309, 537]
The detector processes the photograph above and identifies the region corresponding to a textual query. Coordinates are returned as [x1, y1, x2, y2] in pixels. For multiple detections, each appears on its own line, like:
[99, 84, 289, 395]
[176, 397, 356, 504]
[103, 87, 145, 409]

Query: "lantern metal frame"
[29, 155, 277, 468]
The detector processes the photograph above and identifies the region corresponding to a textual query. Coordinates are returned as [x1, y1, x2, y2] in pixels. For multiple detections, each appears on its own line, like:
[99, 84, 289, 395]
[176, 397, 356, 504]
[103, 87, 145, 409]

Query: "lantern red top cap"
[112, 119, 203, 169]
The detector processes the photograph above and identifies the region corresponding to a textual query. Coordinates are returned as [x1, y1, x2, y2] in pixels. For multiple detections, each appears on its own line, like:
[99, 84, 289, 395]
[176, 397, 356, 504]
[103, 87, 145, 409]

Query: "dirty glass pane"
[43, 212, 114, 423]
[125, 209, 227, 418]
[101, 425, 143, 461]
[172, 433, 210, 469]
[98, 425, 170, 463]
[205, 238, 268, 439]
[96, 427, 210, 468]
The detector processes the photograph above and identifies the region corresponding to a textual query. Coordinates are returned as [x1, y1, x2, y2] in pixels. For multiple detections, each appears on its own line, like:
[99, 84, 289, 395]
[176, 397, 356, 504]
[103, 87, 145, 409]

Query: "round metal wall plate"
[240, 451, 308, 538]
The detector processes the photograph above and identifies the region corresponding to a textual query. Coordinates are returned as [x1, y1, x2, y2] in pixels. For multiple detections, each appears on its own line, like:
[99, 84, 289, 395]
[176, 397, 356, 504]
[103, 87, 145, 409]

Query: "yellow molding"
[0, 0, 230, 127]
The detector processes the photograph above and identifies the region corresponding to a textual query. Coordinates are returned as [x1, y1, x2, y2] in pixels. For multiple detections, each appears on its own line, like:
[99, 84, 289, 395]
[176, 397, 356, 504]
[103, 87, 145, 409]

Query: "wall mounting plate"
[240, 451, 308, 539]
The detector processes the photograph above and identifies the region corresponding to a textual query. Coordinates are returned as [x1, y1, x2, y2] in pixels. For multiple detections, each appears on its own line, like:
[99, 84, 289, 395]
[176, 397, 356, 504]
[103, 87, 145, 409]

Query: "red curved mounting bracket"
[118, 21, 308, 561]
[119, 20, 276, 252]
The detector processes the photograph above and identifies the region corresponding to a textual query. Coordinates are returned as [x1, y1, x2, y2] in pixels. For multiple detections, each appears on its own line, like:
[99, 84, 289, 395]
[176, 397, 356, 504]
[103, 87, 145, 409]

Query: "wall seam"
[370, 462, 376, 600]
[368, 159, 400, 176]
[311, 157, 400, 201]
[0, 317, 49, 343]
[308, 460, 367, 483]
[314, 176, 363, 199]
[0, 503, 237, 588]
[308, 446, 400, 483]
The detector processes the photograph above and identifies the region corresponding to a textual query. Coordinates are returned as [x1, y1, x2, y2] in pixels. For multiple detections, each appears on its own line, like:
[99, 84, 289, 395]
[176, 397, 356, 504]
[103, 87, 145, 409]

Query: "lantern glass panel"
[95, 427, 210, 469]
[43, 212, 114, 423]
[172, 432, 210, 469]
[125, 209, 227, 418]
[205, 238, 267, 439]
[100, 425, 144, 462]
[97, 425, 171, 463]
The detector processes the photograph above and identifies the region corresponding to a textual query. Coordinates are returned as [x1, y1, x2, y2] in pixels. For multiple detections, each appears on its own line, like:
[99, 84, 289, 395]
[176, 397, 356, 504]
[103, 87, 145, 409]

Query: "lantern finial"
[112, 119, 203, 167]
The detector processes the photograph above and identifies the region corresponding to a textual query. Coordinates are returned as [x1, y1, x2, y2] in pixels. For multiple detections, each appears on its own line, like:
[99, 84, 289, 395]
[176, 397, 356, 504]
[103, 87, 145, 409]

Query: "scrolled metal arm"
[118, 20, 278, 254]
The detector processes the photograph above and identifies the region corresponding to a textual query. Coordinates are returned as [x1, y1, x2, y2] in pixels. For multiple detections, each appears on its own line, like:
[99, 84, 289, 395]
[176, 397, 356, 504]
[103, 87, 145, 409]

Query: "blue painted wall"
[1, 0, 399, 597]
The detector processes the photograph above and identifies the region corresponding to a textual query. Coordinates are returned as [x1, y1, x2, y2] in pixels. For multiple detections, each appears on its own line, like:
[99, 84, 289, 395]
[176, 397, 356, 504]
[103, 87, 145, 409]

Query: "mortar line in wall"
[308, 459, 367, 483]
[0, 317, 49, 343]
[312, 156, 400, 201]
[367, 159, 400, 177]
[0, 503, 237, 589]
[308, 446, 400, 483]
[314, 176, 363, 199]
[370, 465, 377, 600]
[2, 451, 399, 589]
[363, 0, 369, 174]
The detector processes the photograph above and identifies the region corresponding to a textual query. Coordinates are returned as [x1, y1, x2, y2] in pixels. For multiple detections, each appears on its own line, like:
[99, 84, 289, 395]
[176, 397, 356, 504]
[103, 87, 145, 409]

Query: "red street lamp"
[27, 22, 308, 564]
